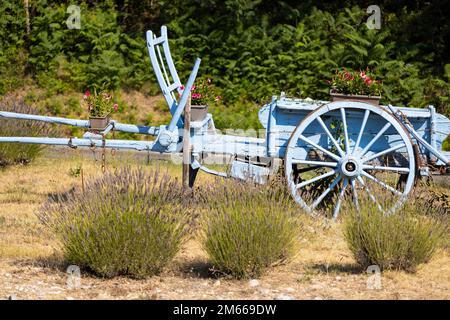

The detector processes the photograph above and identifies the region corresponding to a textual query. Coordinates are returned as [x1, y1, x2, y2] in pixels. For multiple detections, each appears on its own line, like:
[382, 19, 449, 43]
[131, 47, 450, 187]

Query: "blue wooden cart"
[1, 26, 449, 218]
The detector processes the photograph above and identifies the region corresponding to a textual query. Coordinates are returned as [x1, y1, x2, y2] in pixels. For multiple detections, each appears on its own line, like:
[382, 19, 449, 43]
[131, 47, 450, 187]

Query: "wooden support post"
[182, 94, 191, 188]
[189, 166, 199, 188]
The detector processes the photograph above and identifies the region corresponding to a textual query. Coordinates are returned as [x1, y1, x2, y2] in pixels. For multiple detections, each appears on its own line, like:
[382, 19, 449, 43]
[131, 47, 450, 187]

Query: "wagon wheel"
[285, 101, 415, 219]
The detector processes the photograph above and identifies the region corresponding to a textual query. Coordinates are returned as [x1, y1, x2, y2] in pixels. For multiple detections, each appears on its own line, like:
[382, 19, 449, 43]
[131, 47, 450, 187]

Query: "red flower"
[83, 89, 91, 100]
[364, 77, 373, 85]
[113, 103, 119, 111]
[344, 71, 355, 81]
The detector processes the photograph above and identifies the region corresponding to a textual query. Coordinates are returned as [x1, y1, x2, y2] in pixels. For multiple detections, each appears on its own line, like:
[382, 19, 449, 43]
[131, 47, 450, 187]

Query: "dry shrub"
[200, 178, 302, 279]
[0, 97, 54, 167]
[39, 167, 194, 278]
[344, 192, 447, 272]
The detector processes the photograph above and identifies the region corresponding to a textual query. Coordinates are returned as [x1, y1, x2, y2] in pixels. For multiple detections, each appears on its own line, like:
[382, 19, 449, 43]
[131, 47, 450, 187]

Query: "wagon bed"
[257, 95, 450, 166]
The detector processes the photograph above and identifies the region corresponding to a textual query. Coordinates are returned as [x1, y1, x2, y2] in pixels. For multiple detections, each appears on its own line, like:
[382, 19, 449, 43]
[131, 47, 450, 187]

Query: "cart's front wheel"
[285, 101, 415, 219]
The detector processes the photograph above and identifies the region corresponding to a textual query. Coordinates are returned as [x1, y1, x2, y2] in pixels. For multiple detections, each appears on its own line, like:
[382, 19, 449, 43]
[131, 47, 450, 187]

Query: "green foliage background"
[1, 0, 449, 128]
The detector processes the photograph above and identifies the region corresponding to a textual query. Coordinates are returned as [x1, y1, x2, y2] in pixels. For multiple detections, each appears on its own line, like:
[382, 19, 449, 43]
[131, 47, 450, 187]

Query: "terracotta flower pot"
[191, 105, 208, 122]
[330, 91, 381, 106]
[89, 114, 111, 130]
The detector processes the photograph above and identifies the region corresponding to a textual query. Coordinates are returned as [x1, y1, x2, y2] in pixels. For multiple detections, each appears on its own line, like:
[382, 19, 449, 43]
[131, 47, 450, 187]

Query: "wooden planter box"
[191, 105, 208, 122]
[330, 91, 381, 106]
[89, 114, 111, 130]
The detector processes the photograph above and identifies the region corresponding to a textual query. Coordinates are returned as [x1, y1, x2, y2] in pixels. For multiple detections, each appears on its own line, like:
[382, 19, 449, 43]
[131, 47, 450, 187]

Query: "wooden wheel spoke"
[316, 116, 345, 157]
[311, 175, 342, 209]
[291, 159, 338, 167]
[357, 176, 384, 212]
[362, 143, 405, 163]
[298, 134, 341, 161]
[296, 169, 336, 189]
[362, 165, 410, 173]
[353, 109, 370, 154]
[340, 108, 350, 154]
[351, 178, 359, 210]
[333, 178, 348, 219]
[361, 171, 402, 196]
[359, 122, 391, 157]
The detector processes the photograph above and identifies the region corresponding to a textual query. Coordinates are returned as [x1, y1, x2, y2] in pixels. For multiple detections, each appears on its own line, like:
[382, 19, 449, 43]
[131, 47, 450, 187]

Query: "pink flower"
[344, 71, 354, 81]
[214, 95, 222, 101]
[360, 71, 367, 79]
[180, 85, 185, 91]
[192, 93, 202, 99]
[113, 103, 119, 111]
[85, 90, 91, 97]
[191, 85, 196, 91]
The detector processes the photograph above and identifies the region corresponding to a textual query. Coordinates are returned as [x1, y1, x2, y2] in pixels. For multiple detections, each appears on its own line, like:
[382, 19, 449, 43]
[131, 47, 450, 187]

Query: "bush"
[39, 167, 193, 278]
[0, 98, 54, 167]
[28, 1, 150, 92]
[344, 196, 445, 272]
[200, 179, 301, 279]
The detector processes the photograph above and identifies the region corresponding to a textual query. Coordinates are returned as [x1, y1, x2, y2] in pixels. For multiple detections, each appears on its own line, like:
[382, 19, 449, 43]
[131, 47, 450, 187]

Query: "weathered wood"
[0, 136, 157, 151]
[167, 58, 200, 132]
[0, 111, 160, 136]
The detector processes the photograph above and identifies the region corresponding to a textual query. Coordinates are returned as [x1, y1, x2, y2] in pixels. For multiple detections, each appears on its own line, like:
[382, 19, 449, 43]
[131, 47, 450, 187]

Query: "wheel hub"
[340, 156, 362, 177]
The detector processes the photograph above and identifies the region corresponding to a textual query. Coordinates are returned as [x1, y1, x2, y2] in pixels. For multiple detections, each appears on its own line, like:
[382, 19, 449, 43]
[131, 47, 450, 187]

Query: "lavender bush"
[200, 179, 301, 279]
[40, 167, 193, 278]
[344, 193, 446, 272]
[0, 98, 54, 167]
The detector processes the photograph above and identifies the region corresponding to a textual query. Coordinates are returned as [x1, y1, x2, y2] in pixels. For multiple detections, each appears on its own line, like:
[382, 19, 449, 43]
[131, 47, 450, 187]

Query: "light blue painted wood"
[0, 111, 160, 136]
[229, 160, 271, 184]
[257, 96, 450, 162]
[284, 101, 416, 218]
[0, 136, 157, 151]
[146, 30, 175, 112]
[168, 58, 201, 132]
[161, 26, 183, 95]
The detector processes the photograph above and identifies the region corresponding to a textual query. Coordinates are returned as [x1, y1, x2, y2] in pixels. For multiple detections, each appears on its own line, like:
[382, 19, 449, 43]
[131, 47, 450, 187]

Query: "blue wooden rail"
[0, 111, 160, 136]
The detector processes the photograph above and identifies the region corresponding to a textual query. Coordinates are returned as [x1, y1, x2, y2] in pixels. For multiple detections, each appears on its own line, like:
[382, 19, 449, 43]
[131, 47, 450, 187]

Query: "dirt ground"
[0, 148, 449, 300]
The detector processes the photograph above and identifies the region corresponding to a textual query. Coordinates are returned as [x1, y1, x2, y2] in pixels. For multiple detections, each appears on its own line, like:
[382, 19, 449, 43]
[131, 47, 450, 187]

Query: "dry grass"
[0, 148, 449, 299]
